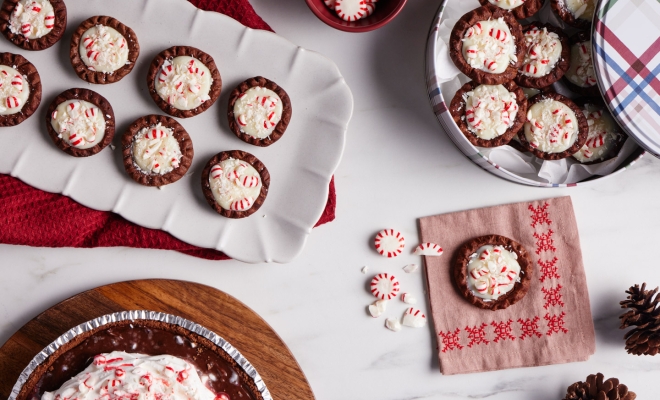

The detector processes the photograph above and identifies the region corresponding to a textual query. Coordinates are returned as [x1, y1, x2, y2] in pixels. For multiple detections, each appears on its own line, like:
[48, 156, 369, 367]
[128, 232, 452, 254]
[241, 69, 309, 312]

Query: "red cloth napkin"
[0, 0, 337, 260]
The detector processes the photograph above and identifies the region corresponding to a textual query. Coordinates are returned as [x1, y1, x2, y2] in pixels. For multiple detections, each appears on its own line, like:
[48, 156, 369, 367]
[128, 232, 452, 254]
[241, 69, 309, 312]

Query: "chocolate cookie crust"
[201, 150, 270, 219]
[551, 0, 591, 29]
[228, 76, 292, 147]
[562, 31, 600, 96]
[449, 5, 524, 85]
[514, 22, 571, 89]
[122, 114, 194, 186]
[16, 319, 263, 400]
[45, 88, 115, 157]
[0, 52, 41, 127]
[450, 80, 527, 148]
[0, 0, 67, 50]
[147, 46, 222, 118]
[518, 92, 588, 160]
[70, 15, 140, 84]
[478, 0, 544, 19]
[452, 234, 532, 311]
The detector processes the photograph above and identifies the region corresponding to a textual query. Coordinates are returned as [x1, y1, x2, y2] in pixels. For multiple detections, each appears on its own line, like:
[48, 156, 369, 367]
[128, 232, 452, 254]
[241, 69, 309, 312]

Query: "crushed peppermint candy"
[520, 26, 562, 78]
[402, 307, 427, 328]
[368, 299, 387, 318]
[566, 41, 597, 88]
[463, 84, 518, 140]
[574, 105, 623, 163]
[413, 242, 444, 256]
[233, 86, 283, 139]
[9, 0, 55, 40]
[80, 24, 130, 73]
[462, 18, 517, 75]
[0, 66, 28, 115]
[209, 158, 262, 212]
[155, 56, 212, 111]
[385, 317, 402, 332]
[132, 123, 182, 175]
[466, 245, 521, 300]
[523, 98, 578, 153]
[402, 264, 419, 273]
[51, 100, 106, 149]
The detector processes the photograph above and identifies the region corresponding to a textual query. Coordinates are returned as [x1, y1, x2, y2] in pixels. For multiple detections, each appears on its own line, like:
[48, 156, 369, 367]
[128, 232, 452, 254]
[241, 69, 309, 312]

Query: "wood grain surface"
[0, 279, 314, 400]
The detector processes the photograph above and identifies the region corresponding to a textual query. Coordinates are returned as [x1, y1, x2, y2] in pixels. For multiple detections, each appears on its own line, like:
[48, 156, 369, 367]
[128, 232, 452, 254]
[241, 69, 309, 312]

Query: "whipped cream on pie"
[463, 84, 519, 140]
[132, 124, 182, 175]
[50, 100, 106, 149]
[9, 0, 54, 39]
[524, 99, 579, 153]
[209, 158, 262, 212]
[520, 26, 562, 77]
[462, 18, 517, 75]
[566, 41, 597, 88]
[155, 56, 212, 111]
[467, 245, 521, 301]
[0, 65, 28, 115]
[80, 25, 129, 73]
[574, 104, 623, 163]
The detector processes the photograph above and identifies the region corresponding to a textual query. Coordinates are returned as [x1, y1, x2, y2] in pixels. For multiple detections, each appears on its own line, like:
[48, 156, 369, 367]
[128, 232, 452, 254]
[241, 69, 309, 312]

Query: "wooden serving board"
[0, 279, 314, 400]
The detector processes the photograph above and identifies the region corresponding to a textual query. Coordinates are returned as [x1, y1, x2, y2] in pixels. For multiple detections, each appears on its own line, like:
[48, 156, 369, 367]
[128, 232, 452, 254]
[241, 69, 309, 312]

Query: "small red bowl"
[305, 0, 407, 32]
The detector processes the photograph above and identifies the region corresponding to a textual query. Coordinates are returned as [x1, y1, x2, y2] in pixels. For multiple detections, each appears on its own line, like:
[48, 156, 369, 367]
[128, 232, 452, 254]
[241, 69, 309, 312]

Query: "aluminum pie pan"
[9, 310, 272, 400]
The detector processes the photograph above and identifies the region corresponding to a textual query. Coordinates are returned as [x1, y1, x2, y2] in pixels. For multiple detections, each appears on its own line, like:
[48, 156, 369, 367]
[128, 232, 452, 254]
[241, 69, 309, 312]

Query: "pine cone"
[563, 373, 636, 400]
[620, 283, 660, 356]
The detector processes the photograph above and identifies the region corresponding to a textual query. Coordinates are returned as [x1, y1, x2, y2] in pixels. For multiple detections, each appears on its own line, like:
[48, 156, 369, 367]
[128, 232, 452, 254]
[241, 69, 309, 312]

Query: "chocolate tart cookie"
[515, 23, 570, 89]
[572, 99, 627, 164]
[450, 80, 527, 148]
[449, 5, 524, 85]
[563, 31, 599, 96]
[201, 150, 270, 219]
[551, 0, 594, 29]
[0, 0, 66, 51]
[17, 319, 263, 400]
[147, 45, 221, 118]
[0, 52, 41, 127]
[452, 234, 532, 311]
[228, 76, 292, 147]
[122, 114, 194, 186]
[518, 92, 588, 160]
[45, 88, 115, 157]
[69, 15, 139, 84]
[478, 0, 545, 20]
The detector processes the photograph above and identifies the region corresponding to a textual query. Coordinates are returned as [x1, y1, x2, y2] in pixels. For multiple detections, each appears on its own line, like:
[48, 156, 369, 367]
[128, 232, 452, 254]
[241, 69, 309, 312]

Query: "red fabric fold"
[0, 0, 336, 260]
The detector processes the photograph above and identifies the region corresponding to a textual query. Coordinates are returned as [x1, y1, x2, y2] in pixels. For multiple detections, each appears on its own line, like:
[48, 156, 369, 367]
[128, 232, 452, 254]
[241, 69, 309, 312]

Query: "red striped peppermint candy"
[413, 242, 443, 256]
[6, 96, 19, 109]
[334, 0, 368, 22]
[370, 273, 400, 300]
[11, 74, 22, 91]
[374, 229, 405, 258]
[240, 175, 260, 188]
[44, 11, 55, 29]
[230, 197, 254, 211]
[402, 307, 427, 328]
[210, 165, 224, 180]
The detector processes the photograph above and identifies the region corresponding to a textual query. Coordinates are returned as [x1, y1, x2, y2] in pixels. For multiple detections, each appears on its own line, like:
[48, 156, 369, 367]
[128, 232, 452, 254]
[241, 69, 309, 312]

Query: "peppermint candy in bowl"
[147, 45, 222, 118]
[452, 234, 532, 311]
[46, 88, 115, 157]
[121, 114, 193, 186]
[0, 52, 41, 127]
[201, 150, 270, 219]
[305, 0, 407, 33]
[227, 76, 292, 147]
[0, 0, 66, 50]
[69, 15, 140, 84]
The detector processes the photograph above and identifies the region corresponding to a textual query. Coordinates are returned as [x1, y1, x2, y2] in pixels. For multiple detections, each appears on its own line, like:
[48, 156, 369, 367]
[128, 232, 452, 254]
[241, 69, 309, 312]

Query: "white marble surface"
[2, 0, 660, 398]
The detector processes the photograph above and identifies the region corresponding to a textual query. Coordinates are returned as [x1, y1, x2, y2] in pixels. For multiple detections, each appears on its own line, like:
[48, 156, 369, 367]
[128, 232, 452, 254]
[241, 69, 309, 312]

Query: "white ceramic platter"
[0, 0, 353, 263]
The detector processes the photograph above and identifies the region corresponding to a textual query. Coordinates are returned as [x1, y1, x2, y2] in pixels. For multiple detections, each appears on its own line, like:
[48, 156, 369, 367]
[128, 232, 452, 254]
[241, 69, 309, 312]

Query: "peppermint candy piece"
[334, 0, 368, 22]
[361, 266, 369, 274]
[385, 317, 402, 332]
[374, 229, 405, 258]
[402, 264, 419, 273]
[370, 273, 400, 300]
[402, 307, 427, 328]
[413, 242, 443, 256]
[368, 299, 387, 318]
[401, 293, 417, 305]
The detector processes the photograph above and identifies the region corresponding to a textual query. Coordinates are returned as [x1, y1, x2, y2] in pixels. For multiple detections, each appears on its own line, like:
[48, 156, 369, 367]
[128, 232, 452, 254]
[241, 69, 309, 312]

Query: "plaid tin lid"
[593, 0, 660, 158]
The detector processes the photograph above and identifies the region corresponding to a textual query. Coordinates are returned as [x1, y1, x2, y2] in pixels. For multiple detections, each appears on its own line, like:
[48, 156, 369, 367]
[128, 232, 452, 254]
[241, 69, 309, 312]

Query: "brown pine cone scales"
[620, 283, 660, 356]
[564, 373, 636, 400]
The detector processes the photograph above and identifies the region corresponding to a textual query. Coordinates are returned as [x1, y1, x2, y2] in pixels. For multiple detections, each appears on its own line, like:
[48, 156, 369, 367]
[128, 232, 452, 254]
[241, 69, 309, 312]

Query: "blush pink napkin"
[419, 196, 595, 375]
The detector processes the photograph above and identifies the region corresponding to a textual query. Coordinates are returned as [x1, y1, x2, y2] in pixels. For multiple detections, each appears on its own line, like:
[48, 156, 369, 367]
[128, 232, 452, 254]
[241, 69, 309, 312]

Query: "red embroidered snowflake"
[545, 312, 569, 336]
[529, 203, 552, 228]
[465, 323, 490, 347]
[438, 328, 463, 352]
[517, 316, 542, 340]
[491, 319, 516, 343]
[533, 230, 556, 254]
[538, 256, 560, 282]
[542, 285, 565, 309]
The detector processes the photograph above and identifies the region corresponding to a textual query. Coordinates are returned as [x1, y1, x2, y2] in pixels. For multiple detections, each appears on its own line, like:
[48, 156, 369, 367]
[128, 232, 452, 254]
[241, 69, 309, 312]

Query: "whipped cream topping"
[51, 100, 106, 149]
[41, 351, 221, 400]
[487, 0, 525, 10]
[155, 56, 212, 111]
[520, 26, 562, 77]
[524, 99, 578, 153]
[233, 87, 283, 139]
[209, 158, 262, 211]
[574, 105, 622, 162]
[80, 25, 130, 73]
[463, 84, 519, 140]
[0, 65, 29, 115]
[462, 18, 517, 75]
[132, 124, 182, 175]
[467, 245, 521, 301]
[9, 0, 54, 39]
[564, 0, 595, 21]
[566, 41, 597, 87]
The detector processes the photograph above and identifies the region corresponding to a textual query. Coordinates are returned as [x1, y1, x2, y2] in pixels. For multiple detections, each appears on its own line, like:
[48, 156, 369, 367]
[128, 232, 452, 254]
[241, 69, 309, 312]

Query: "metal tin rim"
[9, 310, 273, 400]
[424, 0, 645, 188]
